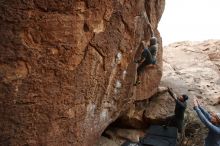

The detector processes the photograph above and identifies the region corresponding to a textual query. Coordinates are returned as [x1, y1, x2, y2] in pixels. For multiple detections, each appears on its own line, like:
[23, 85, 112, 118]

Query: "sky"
[158, 0, 220, 45]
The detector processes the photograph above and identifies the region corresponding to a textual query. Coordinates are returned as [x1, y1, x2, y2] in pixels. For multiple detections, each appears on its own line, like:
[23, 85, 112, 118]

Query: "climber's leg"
[134, 55, 144, 64]
[134, 66, 142, 86]
[135, 42, 146, 64]
[134, 64, 144, 86]
[133, 45, 156, 86]
[134, 61, 149, 86]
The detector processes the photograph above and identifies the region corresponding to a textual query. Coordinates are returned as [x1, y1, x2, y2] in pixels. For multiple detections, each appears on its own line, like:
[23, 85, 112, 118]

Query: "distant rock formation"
[161, 40, 220, 146]
[0, 0, 165, 145]
[145, 40, 220, 124]
[163, 40, 220, 111]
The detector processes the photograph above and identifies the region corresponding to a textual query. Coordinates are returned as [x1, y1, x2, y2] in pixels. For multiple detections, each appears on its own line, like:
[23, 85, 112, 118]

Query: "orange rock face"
[0, 0, 164, 145]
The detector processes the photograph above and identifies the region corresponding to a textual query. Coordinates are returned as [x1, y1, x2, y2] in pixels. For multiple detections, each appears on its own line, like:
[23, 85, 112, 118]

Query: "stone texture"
[95, 136, 120, 146]
[115, 102, 146, 129]
[0, 0, 165, 146]
[103, 128, 145, 144]
[115, 87, 172, 129]
[144, 92, 175, 124]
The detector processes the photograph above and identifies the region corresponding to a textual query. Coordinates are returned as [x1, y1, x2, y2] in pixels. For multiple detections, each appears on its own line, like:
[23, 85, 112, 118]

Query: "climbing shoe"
[133, 80, 141, 86]
[134, 60, 140, 63]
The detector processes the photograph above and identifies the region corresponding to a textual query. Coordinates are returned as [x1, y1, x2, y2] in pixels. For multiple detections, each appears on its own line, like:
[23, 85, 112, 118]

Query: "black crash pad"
[140, 125, 178, 146]
[121, 125, 178, 146]
[121, 141, 139, 146]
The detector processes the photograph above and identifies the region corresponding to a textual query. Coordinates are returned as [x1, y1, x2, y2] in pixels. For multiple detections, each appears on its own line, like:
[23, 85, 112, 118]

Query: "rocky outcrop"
[144, 92, 175, 124]
[114, 87, 175, 129]
[103, 128, 145, 144]
[95, 136, 120, 146]
[0, 0, 164, 145]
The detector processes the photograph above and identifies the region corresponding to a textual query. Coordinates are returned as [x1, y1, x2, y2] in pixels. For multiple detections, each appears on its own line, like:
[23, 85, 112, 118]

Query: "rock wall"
[0, 0, 165, 146]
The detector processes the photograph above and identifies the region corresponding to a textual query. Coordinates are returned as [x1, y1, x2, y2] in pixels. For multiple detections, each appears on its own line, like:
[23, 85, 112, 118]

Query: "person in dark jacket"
[193, 99, 220, 146]
[134, 37, 158, 86]
[167, 87, 189, 133]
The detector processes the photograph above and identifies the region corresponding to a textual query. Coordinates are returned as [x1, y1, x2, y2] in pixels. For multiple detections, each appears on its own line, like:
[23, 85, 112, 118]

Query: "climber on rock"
[134, 36, 158, 86]
[193, 98, 220, 146]
[167, 87, 189, 133]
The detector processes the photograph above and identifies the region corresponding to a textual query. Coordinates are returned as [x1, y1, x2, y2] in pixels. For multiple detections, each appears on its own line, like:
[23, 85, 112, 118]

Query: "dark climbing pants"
[137, 58, 156, 76]
[166, 115, 184, 133]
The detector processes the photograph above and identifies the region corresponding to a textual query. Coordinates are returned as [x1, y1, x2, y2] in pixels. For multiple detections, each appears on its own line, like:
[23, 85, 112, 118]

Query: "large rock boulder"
[103, 128, 145, 143]
[0, 0, 165, 145]
[114, 87, 171, 129]
[144, 92, 175, 124]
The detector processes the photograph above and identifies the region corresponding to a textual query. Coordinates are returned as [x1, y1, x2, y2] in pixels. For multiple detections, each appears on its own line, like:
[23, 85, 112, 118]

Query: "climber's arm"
[168, 87, 178, 101]
[148, 23, 154, 37]
[135, 54, 144, 63]
[195, 106, 220, 134]
[199, 106, 211, 120]
[168, 88, 186, 108]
